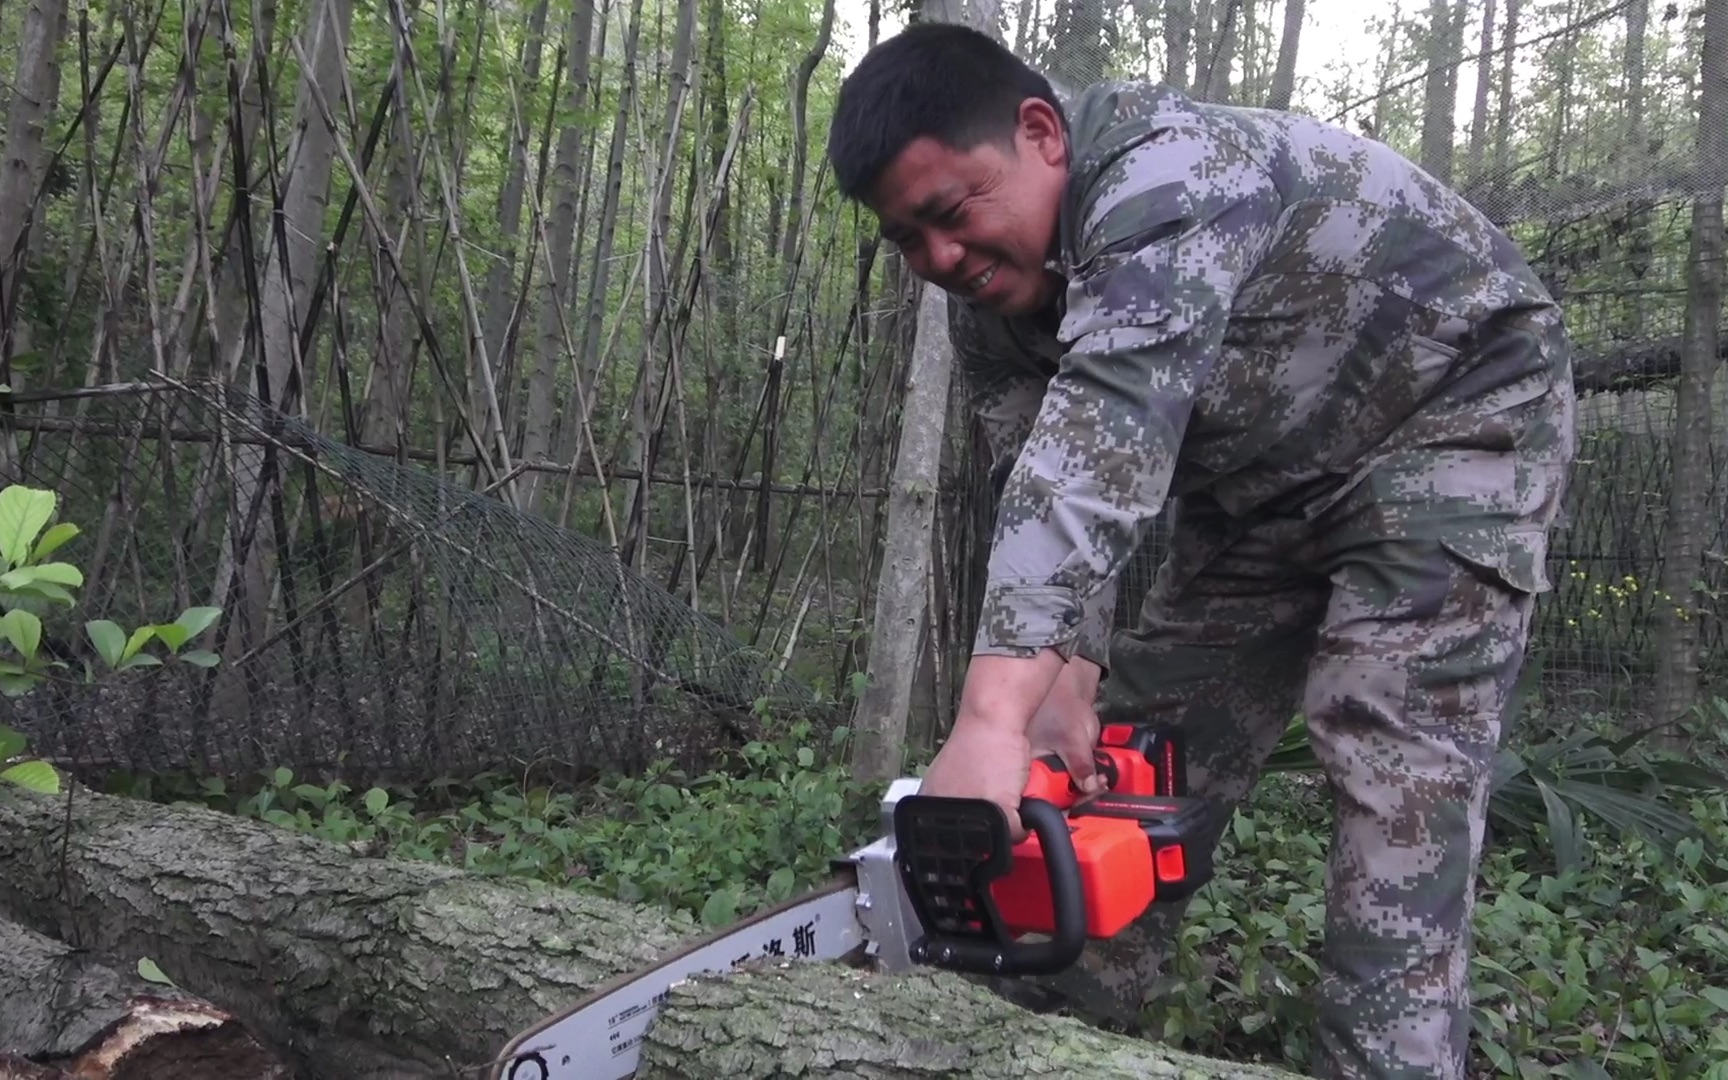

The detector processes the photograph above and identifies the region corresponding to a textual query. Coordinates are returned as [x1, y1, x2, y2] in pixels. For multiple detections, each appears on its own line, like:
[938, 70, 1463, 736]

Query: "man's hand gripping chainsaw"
[489, 723, 1214, 1079]
[894, 721, 1212, 976]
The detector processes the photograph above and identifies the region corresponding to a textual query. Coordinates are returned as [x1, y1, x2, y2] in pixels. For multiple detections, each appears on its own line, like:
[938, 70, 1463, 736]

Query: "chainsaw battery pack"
[989, 792, 1214, 939]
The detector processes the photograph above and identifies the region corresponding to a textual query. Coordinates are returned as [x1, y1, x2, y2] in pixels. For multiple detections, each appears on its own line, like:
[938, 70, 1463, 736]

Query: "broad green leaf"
[0, 561, 85, 591]
[180, 650, 221, 668]
[121, 626, 156, 662]
[0, 487, 55, 568]
[700, 886, 739, 928]
[175, 607, 222, 641]
[9, 581, 75, 606]
[0, 725, 25, 759]
[1, 759, 60, 793]
[86, 620, 125, 668]
[364, 787, 390, 816]
[0, 672, 41, 697]
[0, 608, 41, 662]
[30, 521, 79, 562]
[151, 623, 190, 652]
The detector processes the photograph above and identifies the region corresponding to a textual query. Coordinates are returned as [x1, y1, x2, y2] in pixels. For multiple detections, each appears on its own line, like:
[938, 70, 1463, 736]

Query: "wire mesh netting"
[918, 0, 1727, 734]
[0, 380, 841, 781]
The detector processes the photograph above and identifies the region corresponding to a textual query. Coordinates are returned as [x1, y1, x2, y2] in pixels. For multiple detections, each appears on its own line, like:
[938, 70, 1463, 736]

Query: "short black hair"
[826, 22, 1061, 202]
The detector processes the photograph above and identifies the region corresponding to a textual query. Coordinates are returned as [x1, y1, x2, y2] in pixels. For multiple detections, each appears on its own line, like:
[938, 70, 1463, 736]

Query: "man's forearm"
[954, 650, 1101, 736]
[953, 649, 1067, 735]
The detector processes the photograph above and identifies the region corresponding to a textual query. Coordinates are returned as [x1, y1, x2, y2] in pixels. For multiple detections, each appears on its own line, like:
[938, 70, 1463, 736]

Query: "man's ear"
[1018, 98, 1067, 167]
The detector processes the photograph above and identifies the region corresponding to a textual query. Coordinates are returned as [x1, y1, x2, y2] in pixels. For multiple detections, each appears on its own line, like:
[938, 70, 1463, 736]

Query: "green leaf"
[121, 626, 156, 663]
[0, 487, 56, 568]
[0, 561, 85, 590]
[1701, 986, 1728, 1013]
[179, 650, 221, 668]
[1, 759, 61, 793]
[175, 606, 222, 641]
[151, 623, 190, 652]
[85, 620, 125, 668]
[365, 787, 390, 816]
[12, 581, 74, 606]
[136, 957, 176, 986]
[30, 522, 79, 562]
[0, 725, 26, 759]
[0, 608, 41, 663]
[700, 887, 739, 928]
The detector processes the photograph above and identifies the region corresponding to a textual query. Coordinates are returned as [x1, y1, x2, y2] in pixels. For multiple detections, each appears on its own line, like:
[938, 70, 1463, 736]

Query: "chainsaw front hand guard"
[890, 795, 1085, 977]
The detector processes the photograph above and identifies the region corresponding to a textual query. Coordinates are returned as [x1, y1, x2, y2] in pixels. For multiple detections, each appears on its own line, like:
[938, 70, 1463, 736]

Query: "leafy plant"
[1258, 672, 1728, 874]
[0, 483, 223, 796]
[1144, 775, 1728, 1078]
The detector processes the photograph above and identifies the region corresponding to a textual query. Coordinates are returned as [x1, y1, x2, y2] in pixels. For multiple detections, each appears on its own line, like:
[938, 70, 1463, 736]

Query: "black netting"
[0, 380, 841, 781]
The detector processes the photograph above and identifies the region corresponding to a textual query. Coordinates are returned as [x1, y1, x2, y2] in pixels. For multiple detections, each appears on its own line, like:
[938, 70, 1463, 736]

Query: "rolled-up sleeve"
[971, 125, 1283, 660]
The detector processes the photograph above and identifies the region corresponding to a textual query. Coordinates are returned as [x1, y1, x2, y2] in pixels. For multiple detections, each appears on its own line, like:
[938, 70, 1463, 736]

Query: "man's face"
[866, 98, 1069, 317]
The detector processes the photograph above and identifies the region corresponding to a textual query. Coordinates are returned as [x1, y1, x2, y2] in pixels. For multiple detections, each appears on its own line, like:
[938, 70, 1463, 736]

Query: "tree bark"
[850, 282, 954, 784]
[0, 786, 1297, 1079]
[0, 916, 290, 1079]
[0, 786, 698, 1078]
[636, 962, 1302, 1078]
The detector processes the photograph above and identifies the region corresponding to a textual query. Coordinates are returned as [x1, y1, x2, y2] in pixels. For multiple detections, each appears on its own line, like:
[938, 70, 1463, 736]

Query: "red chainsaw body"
[985, 725, 1212, 940]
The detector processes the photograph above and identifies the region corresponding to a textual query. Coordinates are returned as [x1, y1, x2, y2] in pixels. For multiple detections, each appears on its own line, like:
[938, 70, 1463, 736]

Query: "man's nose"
[926, 235, 965, 277]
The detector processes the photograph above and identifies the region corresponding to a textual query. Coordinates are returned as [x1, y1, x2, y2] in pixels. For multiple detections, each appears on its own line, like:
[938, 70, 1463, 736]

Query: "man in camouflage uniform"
[825, 21, 1575, 1080]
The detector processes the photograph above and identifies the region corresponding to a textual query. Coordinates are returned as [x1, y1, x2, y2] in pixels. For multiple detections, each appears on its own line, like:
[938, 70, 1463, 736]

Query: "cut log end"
[639, 959, 1304, 1079]
[0, 995, 290, 1080]
[0, 914, 292, 1080]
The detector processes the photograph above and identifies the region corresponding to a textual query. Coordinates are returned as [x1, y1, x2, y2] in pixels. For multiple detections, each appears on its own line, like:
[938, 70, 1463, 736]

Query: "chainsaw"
[488, 723, 1212, 1080]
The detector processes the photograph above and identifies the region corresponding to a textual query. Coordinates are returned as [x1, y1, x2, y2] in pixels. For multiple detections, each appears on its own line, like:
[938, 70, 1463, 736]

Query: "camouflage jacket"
[951, 80, 1572, 669]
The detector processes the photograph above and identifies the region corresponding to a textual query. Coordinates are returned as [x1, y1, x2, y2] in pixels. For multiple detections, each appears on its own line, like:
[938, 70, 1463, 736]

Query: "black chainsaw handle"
[894, 795, 1086, 977]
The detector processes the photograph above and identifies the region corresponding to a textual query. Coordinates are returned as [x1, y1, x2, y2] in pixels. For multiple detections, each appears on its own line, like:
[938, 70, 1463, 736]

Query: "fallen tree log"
[635, 961, 1301, 1079]
[0, 785, 1299, 1079]
[0, 915, 290, 1079]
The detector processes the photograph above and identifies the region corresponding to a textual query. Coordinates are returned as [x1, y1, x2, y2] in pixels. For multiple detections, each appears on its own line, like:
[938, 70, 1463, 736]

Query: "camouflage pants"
[1032, 442, 1570, 1079]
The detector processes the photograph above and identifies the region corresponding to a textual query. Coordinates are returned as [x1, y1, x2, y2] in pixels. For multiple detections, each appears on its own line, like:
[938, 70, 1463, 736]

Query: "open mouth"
[966, 264, 997, 293]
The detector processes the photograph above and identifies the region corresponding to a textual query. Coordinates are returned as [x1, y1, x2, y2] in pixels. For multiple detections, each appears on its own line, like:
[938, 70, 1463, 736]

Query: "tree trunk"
[636, 962, 1302, 1078]
[0, 916, 290, 1079]
[0, 786, 1300, 1079]
[850, 282, 953, 784]
[1650, 0, 1726, 737]
[1265, 0, 1303, 111]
